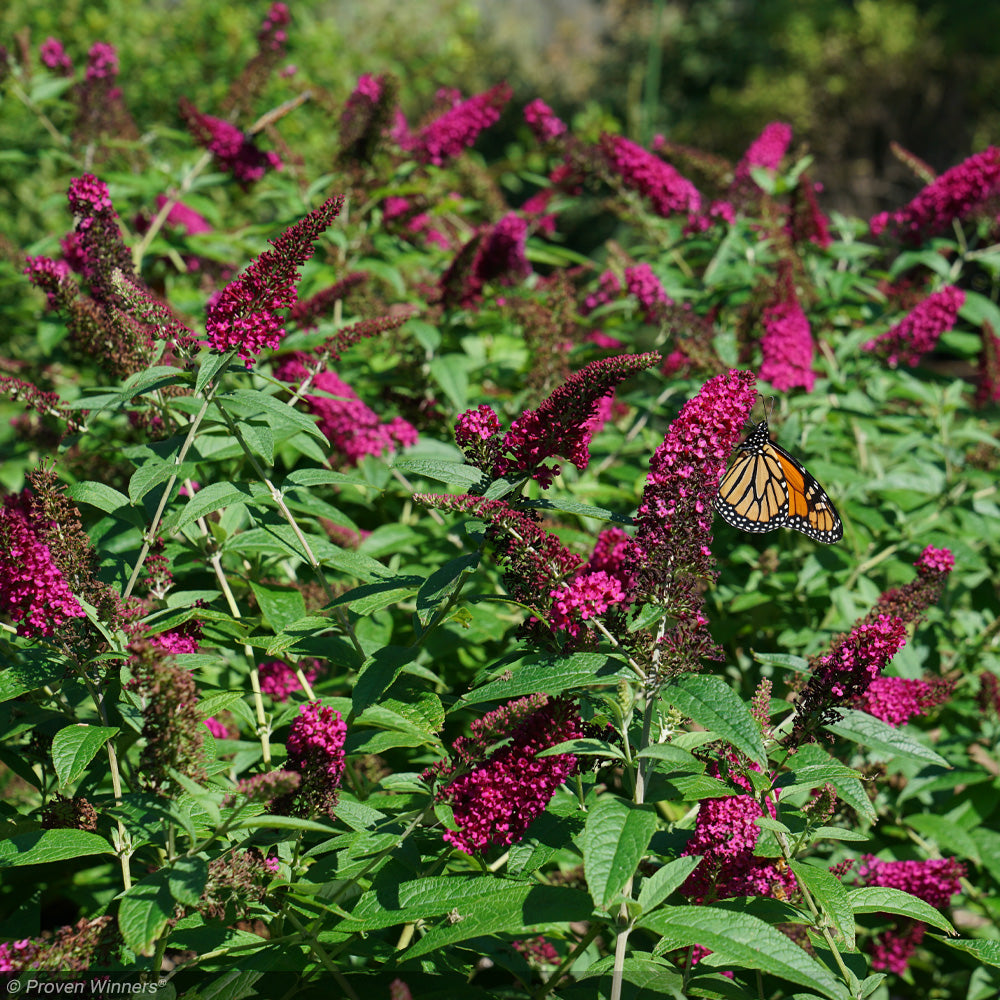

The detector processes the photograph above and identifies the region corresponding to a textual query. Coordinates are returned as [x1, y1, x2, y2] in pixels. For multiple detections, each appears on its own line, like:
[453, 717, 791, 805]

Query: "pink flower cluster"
[793, 615, 908, 740]
[624, 263, 670, 323]
[156, 195, 212, 236]
[863, 285, 965, 367]
[180, 99, 283, 186]
[915, 544, 955, 575]
[734, 121, 793, 184]
[602, 134, 701, 217]
[475, 212, 531, 284]
[582, 270, 622, 315]
[856, 675, 953, 727]
[856, 856, 965, 973]
[455, 403, 502, 447]
[524, 99, 567, 143]
[870, 146, 1000, 242]
[759, 272, 816, 392]
[259, 659, 321, 701]
[257, 2, 290, 52]
[275, 354, 417, 465]
[284, 700, 348, 817]
[205, 197, 343, 365]
[84, 42, 118, 81]
[0, 493, 86, 638]
[431, 695, 583, 854]
[549, 570, 626, 637]
[149, 620, 203, 655]
[399, 83, 511, 166]
[40, 37, 73, 75]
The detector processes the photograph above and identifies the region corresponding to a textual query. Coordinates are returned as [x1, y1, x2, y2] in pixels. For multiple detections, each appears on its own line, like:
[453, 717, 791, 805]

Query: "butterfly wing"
[715, 420, 790, 533]
[769, 441, 843, 544]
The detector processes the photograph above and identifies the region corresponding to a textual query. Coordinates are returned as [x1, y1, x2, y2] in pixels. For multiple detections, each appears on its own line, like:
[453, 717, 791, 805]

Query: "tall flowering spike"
[288, 271, 368, 330]
[524, 99, 567, 143]
[454, 403, 503, 472]
[788, 172, 832, 249]
[414, 494, 582, 609]
[863, 285, 965, 368]
[856, 675, 953, 727]
[259, 659, 322, 702]
[498, 352, 661, 488]
[856, 856, 965, 974]
[475, 212, 531, 285]
[339, 72, 399, 164]
[0, 492, 86, 638]
[400, 83, 511, 166]
[275, 353, 416, 465]
[870, 146, 1000, 242]
[601, 134, 701, 217]
[632, 369, 757, 605]
[205, 196, 344, 365]
[0, 376, 84, 435]
[72, 42, 138, 151]
[281, 701, 347, 818]
[860, 545, 955, 629]
[582, 269, 622, 315]
[179, 98, 283, 186]
[429, 695, 584, 854]
[734, 122, 793, 185]
[791, 615, 908, 744]
[759, 264, 816, 392]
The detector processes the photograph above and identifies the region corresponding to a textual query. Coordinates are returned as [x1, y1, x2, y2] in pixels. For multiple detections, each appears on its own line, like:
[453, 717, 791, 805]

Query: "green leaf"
[903, 814, 981, 865]
[416, 553, 479, 626]
[329, 576, 423, 616]
[428, 354, 468, 411]
[664, 674, 767, 770]
[119, 871, 175, 956]
[637, 744, 703, 771]
[119, 365, 188, 401]
[393, 457, 485, 487]
[752, 650, 811, 673]
[129, 460, 194, 505]
[216, 387, 327, 443]
[826, 709, 950, 767]
[778, 763, 876, 825]
[195, 350, 236, 395]
[523, 496, 634, 526]
[264, 615, 335, 657]
[812, 826, 871, 843]
[582, 796, 659, 909]
[249, 580, 308, 632]
[167, 856, 209, 907]
[163, 481, 255, 533]
[0, 829, 113, 868]
[51, 724, 120, 788]
[65, 481, 142, 524]
[461, 653, 631, 704]
[196, 691, 247, 720]
[284, 467, 374, 489]
[402, 883, 591, 960]
[940, 938, 1000, 968]
[537, 737, 626, 761]
[848, 887, 956, 934]
[637, 857, 702, 913]
[639, 906, 851, 1000]
[789, 860, 855, 949]
[353, 646, 421, 715]
[0, 657, 69, 703]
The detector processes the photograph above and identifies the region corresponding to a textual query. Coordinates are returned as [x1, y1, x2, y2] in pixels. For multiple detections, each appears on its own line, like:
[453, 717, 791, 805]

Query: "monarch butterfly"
[716, 416, 843, 543]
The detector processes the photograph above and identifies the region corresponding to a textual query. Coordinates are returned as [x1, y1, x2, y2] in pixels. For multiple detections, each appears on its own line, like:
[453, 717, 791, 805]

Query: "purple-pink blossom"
[398, 83, 511, 166]
[863, 285, 965, 367]
[602, 134, 701, 217]
[549, 570, 626, 637]
[205, 197, 343, 365]
[156, 195, 212, 235]
[284, 700, 347, 818]
[430, 695, 583, 854]
[624, 264, 670, 323]
[524, 99, 567, 143]
[582, 270, 622, 315]
[275, 354, 417, 465]
[257, 2, 290, 52]
[0, 493, 86, 639]
[870, 146, 1000, 242]
[759, 273, 816, 392]
[259, 659, 321, 701]
[856, 675, 953, 727]
[476, 213, 531, 285]
[734, 122, 793, 184]
[180, 99, 283, 186]
[40, 37, 73, 75]
[915, 545, 955, 575]
[84, 42, 118, 81]
[455, 404, 502, 447]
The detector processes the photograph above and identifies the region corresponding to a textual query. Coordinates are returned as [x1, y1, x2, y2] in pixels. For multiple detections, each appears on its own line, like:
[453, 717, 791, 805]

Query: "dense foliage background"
[1, 2, 999, 998]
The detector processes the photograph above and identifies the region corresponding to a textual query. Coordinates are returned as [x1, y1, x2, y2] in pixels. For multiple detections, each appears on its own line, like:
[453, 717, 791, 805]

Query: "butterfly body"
[716, 419, 843, 543]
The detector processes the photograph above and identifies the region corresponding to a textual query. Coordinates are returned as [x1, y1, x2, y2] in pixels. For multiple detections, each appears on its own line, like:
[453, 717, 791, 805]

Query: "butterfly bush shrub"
[0, 9, 998, 1000]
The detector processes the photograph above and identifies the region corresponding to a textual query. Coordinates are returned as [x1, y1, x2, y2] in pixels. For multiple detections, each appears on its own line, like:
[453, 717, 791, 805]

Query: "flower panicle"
[759, 261, 816, 392]
[863, 285, 965, 368]
[339, 72, 400, 164]
[601, 133, 701, 217]
[206, 196, 345, 365]
[289, 271, 368, 330]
